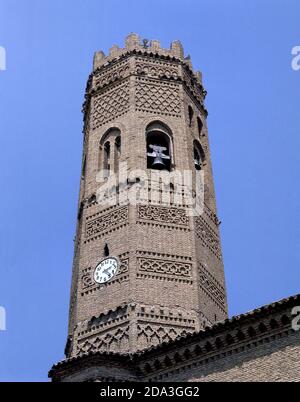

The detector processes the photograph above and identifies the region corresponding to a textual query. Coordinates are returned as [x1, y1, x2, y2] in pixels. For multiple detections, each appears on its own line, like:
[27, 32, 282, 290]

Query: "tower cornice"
[82, 36, 208, 127]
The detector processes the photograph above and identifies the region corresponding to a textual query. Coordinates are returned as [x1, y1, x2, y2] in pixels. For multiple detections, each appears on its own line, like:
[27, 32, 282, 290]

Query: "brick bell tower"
[61, 34, 228, 364]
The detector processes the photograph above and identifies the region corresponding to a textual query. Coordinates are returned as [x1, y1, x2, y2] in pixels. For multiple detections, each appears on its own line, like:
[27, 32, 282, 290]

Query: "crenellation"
[92, 34, 188, 73]
[93, 51, 106, 70]
[171, 40, 184, 59]
[125, 33, 141, 50]
[184, 55, 193, 70]
[195, 71, 202, 85]
[109, 44, 120, 58]
[150, 40, 161, 52]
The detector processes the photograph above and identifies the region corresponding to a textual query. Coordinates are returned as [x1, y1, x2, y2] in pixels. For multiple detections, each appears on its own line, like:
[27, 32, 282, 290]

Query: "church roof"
[49, 293, 300, 380]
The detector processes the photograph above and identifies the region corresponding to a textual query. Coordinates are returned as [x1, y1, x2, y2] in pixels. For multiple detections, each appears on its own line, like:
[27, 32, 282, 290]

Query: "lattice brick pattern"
[92, 81, 130, 129]
[137, 324, 192, 349]
[77, 325, 130, 355]
[135, 78, 181, 116]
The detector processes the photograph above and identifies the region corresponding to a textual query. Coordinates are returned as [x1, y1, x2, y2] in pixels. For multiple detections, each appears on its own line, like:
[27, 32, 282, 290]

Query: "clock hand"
[103, 267, 112, 275]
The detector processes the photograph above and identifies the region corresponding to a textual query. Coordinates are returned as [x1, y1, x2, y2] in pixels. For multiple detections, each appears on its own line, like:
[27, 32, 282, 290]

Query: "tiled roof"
[49, 293, 300, 377]
[136, 293, 300, 357]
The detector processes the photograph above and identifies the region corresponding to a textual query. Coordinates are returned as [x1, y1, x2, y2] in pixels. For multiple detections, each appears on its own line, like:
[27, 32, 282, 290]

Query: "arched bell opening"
[193, 140, 205, 171]
[99, 128, 122, 178]
[146, 122, 173, 171]
[188, 105, 194, 127]
[197, 116, 203, 137]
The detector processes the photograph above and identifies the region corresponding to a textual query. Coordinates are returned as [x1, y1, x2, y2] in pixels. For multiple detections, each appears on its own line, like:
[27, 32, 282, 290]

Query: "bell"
[147, 144, 170, 170]
[194, 158, 201, 170]
[152, 155, 167, 169]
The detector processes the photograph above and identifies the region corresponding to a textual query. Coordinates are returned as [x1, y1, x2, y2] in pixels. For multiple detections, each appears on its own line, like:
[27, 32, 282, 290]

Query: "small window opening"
[197, 117, 203, 136]
[188, 106, 194, 127]
[82, 156, 86, 179]
[104, 142, 110, 176]
[104, 243, 110, 257]
[114, 136, 121, 173]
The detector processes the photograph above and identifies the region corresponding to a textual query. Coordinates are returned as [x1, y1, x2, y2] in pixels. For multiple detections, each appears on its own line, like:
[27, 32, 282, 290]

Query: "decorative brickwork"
[204, 203, 220, 227]
[137, 305, 196, 328]
[135, 78, 181, 116]
[136, 305, 197, 351]
[138, 257, 192, 279]
[85, 205, 129, 241]
[92, 80, 130, 129]
[49, 35, 299, 383]
[182, 68, 206, 107]
[50, 296, 300, 382]
[138, 204, 188, 226]
[198, 263, 226, 312]
[135, 58, 179, 80]
[75, 305, 131, 355]
[77, 325, 130, 354]
[136, 251, 193, 283]
[138, 296, 299, 382]
[195, 216, 222, 260]
[137, 324, 190, 350]
[94, 61, 130, 90]
[51, 34, 230, 381]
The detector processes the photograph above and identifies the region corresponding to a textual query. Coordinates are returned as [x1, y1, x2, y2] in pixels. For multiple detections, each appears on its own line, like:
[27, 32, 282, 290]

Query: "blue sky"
[0, 0, 299, 382]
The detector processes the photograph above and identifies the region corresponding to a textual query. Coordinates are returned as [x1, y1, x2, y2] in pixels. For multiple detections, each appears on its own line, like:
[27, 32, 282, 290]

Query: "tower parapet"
[93, 33, 188, 70]
[83, 34, 207, 138]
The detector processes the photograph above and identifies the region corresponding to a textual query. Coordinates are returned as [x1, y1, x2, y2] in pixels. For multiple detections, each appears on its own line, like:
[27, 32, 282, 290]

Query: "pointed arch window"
[197, 117, 203, 137]
[194, 140, 205, 171]
[146, 122, 172, 171]
[100, 128, 122, 177]
[188, 106, 194, 127]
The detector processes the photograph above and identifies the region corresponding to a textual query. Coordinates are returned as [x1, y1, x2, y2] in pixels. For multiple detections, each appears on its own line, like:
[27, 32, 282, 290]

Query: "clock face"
[94, 257, 119, 284]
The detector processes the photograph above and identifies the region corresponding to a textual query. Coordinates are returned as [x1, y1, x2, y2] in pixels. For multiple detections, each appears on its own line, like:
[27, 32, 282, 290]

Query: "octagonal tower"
[63, 34, 227, 362]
